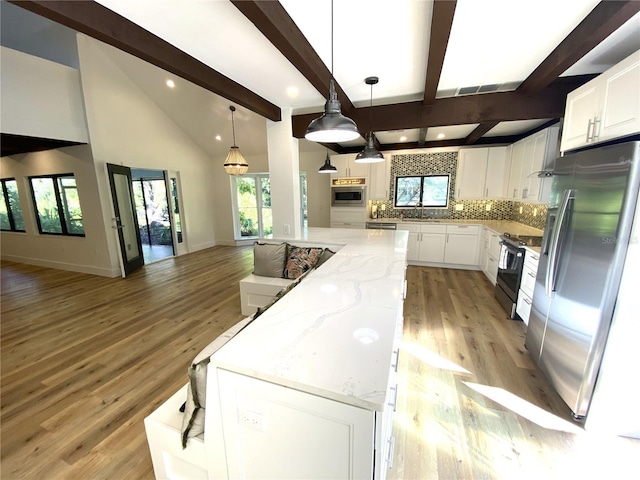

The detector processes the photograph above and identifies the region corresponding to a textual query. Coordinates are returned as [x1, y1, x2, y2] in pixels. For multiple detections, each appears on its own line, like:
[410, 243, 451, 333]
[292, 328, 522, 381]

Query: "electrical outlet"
[239, 409, 266, 431]
[283, 224, 291, 235]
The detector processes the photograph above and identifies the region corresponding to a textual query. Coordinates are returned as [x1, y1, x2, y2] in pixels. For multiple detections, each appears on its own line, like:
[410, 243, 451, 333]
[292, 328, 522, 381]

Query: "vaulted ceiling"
[5, 0, 640, 156]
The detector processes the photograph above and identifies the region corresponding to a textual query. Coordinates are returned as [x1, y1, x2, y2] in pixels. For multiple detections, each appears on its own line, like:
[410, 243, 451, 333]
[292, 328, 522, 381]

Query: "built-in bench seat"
[239, 275, 294, 316]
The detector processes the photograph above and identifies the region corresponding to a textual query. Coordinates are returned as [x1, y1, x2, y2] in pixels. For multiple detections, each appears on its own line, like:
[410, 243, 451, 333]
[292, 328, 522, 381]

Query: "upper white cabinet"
[561, 50, 640, 153]
[456, 146, 509, 200]
[369, 155, 392, 200]
[330, 154, 370, 178]
[508, 125, 559, 204]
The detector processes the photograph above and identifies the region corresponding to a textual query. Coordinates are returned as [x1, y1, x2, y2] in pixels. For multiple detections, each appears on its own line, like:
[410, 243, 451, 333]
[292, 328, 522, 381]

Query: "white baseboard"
[1, 254, 121, 277]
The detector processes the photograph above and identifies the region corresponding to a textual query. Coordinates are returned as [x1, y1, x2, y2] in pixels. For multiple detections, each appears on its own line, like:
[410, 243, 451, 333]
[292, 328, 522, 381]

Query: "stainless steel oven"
[331, 186, 366, 207]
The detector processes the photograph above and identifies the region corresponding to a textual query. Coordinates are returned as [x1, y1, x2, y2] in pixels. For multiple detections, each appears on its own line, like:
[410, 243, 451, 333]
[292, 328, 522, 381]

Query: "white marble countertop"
[211, 227, 409, 412]
[366, 217, 544, 237]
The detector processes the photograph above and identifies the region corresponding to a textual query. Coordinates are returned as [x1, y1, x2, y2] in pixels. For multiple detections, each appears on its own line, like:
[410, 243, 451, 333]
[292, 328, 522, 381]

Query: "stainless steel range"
[494, 233, 543, 319]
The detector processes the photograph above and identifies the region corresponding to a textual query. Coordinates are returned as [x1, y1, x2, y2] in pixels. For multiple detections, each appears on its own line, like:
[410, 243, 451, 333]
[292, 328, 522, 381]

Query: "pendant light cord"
[230, 106, 237, 147]
[330, 0, 334, 78]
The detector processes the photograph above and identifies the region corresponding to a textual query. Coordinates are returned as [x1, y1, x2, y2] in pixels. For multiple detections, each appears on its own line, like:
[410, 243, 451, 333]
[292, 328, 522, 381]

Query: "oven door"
[496, 241, 524, 299]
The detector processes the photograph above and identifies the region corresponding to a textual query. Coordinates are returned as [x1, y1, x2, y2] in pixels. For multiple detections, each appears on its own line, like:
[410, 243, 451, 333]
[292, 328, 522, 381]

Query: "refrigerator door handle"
[545, 188, 575, 297]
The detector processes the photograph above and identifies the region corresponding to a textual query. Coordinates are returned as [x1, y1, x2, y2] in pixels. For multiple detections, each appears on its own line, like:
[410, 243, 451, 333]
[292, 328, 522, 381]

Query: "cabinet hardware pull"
[532, 254, 539, 261]
[593, 117, 601, 140]
[513, 188, 517, 198]
[524, 297, 532, 305]
[388, 385, 399, 412]
[391, 349, 400, 372]
[586, 118, 594, 142]
[386, 436, 395, 468]
[528, 271, 536, 278]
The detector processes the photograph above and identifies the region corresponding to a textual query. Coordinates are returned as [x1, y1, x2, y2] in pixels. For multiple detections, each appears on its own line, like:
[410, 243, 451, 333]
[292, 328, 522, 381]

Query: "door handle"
[545, 189, 574, 297]
[586, 118, 594, 142]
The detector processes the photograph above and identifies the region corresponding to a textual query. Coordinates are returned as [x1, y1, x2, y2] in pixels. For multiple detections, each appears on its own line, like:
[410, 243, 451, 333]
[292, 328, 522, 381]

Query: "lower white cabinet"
[480, 227, 501, 285]
[517, 249, 540, 325]
[331, 207, 367, 229]
[397, 223, 480, 267]
[444, 225, 480, 266]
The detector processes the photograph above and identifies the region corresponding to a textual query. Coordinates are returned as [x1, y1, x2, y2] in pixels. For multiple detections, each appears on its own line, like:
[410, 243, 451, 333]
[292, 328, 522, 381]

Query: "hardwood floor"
[1, 250, 639, 479]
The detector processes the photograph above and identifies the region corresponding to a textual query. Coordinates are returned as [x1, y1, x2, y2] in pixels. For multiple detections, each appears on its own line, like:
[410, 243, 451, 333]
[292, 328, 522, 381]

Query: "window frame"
[231, 173, 272, 239]
[29, 173, 86, 237]
[394, 174, 450, 209]
[0, 178, 26, 232]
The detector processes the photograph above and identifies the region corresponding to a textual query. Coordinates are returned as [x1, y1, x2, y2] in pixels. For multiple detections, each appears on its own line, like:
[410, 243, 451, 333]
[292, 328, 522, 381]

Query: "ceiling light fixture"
[355, 76, 384, 164]
[305, 0, 359, 143]
[318, 150, 337, 174]
[223, 106, 249, 176]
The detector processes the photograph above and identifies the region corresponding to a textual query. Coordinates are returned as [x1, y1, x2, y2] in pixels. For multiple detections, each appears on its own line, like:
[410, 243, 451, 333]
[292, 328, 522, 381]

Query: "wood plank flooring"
[2, 249, 639, 479]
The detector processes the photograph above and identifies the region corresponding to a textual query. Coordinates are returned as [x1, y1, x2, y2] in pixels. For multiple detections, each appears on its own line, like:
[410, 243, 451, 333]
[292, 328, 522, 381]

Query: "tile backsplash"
[370, 151, 548, 230]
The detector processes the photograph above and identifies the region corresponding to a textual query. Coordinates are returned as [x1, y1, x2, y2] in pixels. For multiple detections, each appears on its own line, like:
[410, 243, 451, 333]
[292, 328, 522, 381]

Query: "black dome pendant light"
[355, 76, 384, 163]
[305, 0, 359, 143]
[318, 149, 338, 174]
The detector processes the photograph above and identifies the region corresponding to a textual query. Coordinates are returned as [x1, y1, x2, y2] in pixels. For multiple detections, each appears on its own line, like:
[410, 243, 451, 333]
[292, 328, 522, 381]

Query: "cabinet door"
[403, 231, 419, 261]
[508, 141, 524, 200]
[456, 148, 488, 199]
[349, 158, 371, 178]
[485, 146, 509, 199]
[369, 156, 391, 200]
[519, 137, 535, 200]
[217, 369, 374, 480]
[560, 82, 599, 152]
[444, 233, 478, 265]
[418, 233, 446, 263]
[598, 52, 640, 143]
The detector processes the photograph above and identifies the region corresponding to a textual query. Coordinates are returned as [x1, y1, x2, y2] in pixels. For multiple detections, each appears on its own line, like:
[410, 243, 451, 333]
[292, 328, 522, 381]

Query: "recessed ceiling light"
[286, 86, 299, 98]
[166, 79, 175, 88]
[215, 135, 222, 141]
[400, 136, 407, 142]
[437, 133, 446, 139]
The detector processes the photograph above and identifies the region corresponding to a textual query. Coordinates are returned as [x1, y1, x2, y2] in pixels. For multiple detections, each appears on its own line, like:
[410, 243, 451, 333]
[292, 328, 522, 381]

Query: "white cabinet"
[369, 155, 392, 200]
[397, 223, 446, 263]
[561, 50, 640, 153]
[398, 223, 480, 267]
[330, 207, 366, 229]
[330, 153, 370, 178]
[480, 227, 501, 285]
[508, 126, 559, 204]
[516, 249, 540, 326]
[456, 146, 509, 199]
[444, 225, 480, 266]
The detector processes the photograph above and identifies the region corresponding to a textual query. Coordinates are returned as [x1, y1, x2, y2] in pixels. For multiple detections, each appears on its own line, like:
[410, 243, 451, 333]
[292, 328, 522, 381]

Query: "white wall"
[0, 46, 88, 143]
[76, 34, 219, 264]
[0, 145, 117, 276]
[299, 151, 331, 228]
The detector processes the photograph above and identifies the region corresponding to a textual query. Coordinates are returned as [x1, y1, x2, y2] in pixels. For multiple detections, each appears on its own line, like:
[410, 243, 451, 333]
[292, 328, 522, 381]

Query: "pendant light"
[305, 0, 359, 143]
[223, 105, 249, 176]
[318, 150, 337, 174]
[355, 76, 384, 163]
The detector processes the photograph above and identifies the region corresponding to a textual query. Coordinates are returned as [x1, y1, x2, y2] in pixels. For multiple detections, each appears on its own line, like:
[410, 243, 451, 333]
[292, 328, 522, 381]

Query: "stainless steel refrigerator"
[525, 140, 640, 422]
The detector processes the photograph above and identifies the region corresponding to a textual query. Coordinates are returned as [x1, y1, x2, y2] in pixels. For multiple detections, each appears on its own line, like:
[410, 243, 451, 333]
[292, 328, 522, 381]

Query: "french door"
[107, 164, 144, 277]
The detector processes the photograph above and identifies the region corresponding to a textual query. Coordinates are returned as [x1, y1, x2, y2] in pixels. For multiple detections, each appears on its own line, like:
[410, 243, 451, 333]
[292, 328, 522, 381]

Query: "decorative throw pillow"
[253, 242, 288, 278]
[316, 249, 335, 267]
[284, 246, 323, 279]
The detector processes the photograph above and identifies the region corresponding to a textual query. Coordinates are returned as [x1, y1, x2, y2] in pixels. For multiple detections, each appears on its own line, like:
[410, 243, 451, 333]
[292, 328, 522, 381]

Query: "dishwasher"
[365, 222, 397, 230]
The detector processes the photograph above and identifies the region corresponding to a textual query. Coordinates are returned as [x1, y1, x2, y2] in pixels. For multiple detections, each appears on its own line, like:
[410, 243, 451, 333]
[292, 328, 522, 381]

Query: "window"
[232, 173, 308, 238]
[0, 178, 26, 232]
[234, 174, 272, 238]
[29, 174, 85, 236]
[394, 174, 450, 208]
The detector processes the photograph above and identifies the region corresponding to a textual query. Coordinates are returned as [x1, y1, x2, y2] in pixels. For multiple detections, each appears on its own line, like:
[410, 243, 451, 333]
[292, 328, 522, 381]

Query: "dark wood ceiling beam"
[292, 75, 595, 138]
[9, 0, 281, 121]
[423, 0, 457, 105]
[464, 121, 500, 145]
[418, 128, 429, 146]
[231, 0, 355, 113]
[517, 0, 640, 96]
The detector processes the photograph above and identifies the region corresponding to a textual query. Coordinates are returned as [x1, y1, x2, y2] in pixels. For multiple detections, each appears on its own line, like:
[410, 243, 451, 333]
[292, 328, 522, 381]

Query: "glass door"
[107, 164, 144, 277]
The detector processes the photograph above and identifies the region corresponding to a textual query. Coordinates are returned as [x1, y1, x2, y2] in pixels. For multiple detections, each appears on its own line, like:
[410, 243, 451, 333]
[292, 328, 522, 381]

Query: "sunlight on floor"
[463, 381, 584, 434]
[401, 341, 472, 375]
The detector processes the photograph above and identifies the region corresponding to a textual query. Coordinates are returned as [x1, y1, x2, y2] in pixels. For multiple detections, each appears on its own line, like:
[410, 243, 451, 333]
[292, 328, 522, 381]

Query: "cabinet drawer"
[520, 262, 537, 297]
[488, 232, 501, 258]
[446, 224, 480, 235]
[525, 250, 540, 269]
[517, 290, 533, 326]
[420, 224, 446, 234]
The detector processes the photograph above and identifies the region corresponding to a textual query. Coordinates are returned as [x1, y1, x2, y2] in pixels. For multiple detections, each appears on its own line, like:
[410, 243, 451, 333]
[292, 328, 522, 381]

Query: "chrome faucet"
[415, 201, 424, 219]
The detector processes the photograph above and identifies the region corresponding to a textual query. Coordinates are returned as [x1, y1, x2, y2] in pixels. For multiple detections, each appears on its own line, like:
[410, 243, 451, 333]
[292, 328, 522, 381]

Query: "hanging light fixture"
[318, 150, 337, 174]
[223, 105, 249, 176]
[355, 76, 384, 164]
[305, 0, 359, 143]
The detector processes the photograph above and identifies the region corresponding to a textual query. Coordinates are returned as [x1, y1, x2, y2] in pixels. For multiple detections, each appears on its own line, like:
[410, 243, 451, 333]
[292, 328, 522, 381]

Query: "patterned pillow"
[284, 246, 323, 279]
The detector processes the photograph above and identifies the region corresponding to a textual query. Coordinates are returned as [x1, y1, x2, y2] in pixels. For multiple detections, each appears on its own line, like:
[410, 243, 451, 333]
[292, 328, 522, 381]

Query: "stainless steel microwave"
[331, 186, 366, 206]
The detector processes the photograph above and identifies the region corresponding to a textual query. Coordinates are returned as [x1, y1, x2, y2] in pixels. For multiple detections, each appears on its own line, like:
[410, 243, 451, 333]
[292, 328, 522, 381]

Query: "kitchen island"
[147, 227, 409, 479]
